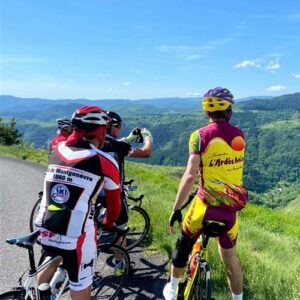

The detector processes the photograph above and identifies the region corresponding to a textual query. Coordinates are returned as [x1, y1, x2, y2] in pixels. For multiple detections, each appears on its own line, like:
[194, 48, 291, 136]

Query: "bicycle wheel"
[194, 261, 212, 300]
[126, 205, 150, 250]
[91, 245, 130, 299]
[0, 289, 24, 299]
[29, 198, 41, 232]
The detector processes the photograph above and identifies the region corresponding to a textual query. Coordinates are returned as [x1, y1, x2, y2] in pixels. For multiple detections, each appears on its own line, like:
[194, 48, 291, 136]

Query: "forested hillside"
[1, 92, 299, 208]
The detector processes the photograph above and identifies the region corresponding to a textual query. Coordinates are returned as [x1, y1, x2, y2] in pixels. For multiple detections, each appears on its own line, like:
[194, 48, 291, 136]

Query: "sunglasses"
[112, 123, 122, 129]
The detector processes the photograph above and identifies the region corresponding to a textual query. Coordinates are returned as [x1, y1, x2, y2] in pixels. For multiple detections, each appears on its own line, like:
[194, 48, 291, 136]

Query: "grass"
[1, 144, 300, 299]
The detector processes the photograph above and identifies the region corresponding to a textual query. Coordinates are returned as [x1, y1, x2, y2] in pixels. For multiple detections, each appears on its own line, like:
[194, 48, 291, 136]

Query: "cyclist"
[35, 105, 121, 300]
[98, 111, 153, 271]
[48, 117, 73, 152]
[104, 111, 153, 182]
[163, 87, 247, 300]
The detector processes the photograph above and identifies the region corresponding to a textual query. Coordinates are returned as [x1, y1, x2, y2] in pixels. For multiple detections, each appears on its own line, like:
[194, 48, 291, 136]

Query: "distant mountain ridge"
[0, 94, 273, 113]
[0, 92, 299, 209]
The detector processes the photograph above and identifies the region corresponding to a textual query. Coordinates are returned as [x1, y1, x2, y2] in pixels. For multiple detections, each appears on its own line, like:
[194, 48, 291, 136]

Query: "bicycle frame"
[182, 220, 225, 300]
[5, 233, 68, 300]
[183, 235, 209, 300]
[23, 255, 68, 300]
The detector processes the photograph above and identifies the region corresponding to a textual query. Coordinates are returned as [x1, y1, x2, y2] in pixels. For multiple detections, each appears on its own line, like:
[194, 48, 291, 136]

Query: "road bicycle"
[177, 219, 226, 300]
[0, 226, 130, 299]
[30, 179, 150, 251]
[96, 179, 150, 251]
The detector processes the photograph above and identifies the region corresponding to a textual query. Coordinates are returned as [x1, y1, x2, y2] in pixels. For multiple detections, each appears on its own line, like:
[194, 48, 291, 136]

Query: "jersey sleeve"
[98, 153, 120, 189]
[115, 140, 131, 157]
[189, 130, 201, 154]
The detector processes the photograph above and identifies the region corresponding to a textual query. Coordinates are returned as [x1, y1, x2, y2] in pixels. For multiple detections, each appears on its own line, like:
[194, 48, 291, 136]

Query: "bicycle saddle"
[6, 230, 40, 249]
[203, 220, 226, 237]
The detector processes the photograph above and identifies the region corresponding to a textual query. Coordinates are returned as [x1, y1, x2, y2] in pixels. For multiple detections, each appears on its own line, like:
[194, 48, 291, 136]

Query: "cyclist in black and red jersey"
[35, 105, 121, 300]
[48, 117, 73, 152]
[98, 111, 153, 256]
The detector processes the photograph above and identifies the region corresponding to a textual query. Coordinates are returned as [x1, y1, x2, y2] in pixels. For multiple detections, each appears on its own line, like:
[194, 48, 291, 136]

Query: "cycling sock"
[232, 292, 243, 300]
[170, 276, 180, 290]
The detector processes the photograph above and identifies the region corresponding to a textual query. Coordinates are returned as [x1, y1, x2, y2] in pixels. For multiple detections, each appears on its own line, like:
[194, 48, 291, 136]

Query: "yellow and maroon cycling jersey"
[189, 120, 247, 212]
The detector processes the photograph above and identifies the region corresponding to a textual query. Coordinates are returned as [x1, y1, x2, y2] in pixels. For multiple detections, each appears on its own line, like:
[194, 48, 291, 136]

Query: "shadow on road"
[119, 247, 169, 299]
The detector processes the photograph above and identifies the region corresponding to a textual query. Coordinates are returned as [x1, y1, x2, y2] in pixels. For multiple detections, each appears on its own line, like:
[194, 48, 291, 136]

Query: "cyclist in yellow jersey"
[163, 87, 247, 300]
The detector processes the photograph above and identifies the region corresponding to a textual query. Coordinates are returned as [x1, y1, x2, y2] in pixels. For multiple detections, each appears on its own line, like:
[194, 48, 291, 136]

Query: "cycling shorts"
[182, 195, 239, 249]
[41, 223, 97, 291]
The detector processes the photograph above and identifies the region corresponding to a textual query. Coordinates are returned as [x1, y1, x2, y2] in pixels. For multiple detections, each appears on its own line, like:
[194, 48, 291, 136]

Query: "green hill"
[0, 145, 299, 299]
[1, 92, 300, 209]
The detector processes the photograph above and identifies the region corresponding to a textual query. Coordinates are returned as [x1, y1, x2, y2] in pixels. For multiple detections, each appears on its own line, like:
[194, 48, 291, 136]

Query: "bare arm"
[128, 138, 153, 158]
[173, 154, 200, 210]
[169, 154, 200, 233]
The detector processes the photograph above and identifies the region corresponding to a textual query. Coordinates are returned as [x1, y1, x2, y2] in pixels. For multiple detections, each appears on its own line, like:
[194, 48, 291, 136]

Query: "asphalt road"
[0, 157, 168, 299]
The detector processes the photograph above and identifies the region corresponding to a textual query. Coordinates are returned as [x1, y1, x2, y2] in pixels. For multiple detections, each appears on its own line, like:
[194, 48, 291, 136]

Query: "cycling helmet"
[56, 117, 72, 130]
[72, 105, 110, 130]
[106, 111, 122, 125]
[202, 87, 234, 112]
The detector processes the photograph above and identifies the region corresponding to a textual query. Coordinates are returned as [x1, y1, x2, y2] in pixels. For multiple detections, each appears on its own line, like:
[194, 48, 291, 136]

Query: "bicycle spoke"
[92, 245, 130, 299]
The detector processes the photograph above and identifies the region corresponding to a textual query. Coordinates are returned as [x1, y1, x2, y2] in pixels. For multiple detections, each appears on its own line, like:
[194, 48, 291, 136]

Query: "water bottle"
[38, 283, 52, 299]
[191, 239, 201, 256]
[189, 240, 201, 276]
[50, 266, 66, 295]
[98, 207, 107, 223]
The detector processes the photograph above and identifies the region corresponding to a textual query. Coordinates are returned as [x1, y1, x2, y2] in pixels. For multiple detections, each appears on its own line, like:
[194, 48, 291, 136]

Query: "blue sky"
[1, 0, 300, 100]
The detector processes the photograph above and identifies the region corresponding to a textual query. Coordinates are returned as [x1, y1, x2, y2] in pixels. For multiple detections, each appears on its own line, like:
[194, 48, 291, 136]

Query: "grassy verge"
[0, 144, 48, 166]
[1, 144, 300, 299]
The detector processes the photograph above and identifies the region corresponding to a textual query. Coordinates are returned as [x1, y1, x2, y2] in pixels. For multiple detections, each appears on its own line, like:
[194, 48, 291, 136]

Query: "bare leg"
[70, 285, 91, 300]
[37, 256, 62, 284]
[218, 245, 243, 294]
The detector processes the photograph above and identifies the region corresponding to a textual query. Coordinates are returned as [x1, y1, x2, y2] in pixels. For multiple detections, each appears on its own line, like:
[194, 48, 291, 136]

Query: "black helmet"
[57, 117, 72, 130]
[106, 111, 122, 125]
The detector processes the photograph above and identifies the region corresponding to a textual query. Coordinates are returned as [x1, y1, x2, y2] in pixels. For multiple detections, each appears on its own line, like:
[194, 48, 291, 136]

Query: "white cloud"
[265, 85, 287, 93]
[265, 59, 280, 71]
[45, 83, 66, 88]
[159, 45, 214, 54]
[236, 21, 247, 30]
[233, 60, 260, 69]
[0, 55, 45, 64]
[186, 92, 200, 96]
[186, 54, 203, 61]
[292, 73, 300, 79]
[123, 82, 131, 86]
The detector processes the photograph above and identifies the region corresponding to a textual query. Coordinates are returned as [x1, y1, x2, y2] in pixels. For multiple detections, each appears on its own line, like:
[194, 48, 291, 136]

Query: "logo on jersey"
[51, 184, 70, 204]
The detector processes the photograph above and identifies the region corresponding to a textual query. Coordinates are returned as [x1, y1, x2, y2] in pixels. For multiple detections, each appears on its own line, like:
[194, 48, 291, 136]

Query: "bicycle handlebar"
[123, 179, 134, 186]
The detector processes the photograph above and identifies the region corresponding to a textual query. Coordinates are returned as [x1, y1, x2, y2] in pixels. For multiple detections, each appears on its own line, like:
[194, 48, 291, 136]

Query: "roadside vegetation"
[1, 144, 299, 299]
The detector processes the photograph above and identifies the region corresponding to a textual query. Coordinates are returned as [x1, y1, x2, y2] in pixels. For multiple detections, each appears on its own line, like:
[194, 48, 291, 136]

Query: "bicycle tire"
[194, 261, 212, 300]
[0, 289, 25, 299]
[29, 198, 41, 232]
[91, 245, 130, 299]
[126, 205, 150, 250]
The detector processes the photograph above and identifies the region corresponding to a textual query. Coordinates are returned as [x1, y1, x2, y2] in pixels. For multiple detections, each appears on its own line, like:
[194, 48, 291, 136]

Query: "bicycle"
[0, 225, 131, 300]
[177, 219, 226, 300]
[98, 178, 150, 251]
[30, 179, 150, 251]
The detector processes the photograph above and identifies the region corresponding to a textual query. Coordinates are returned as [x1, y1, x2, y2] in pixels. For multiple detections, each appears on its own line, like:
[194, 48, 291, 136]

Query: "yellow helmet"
[202, 87, 234, 112]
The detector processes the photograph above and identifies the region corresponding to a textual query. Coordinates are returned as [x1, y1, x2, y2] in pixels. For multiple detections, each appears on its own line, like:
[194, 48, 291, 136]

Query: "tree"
[0, 118, 23, 145]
